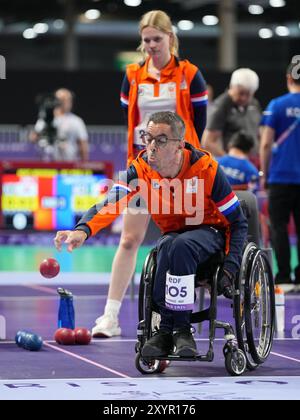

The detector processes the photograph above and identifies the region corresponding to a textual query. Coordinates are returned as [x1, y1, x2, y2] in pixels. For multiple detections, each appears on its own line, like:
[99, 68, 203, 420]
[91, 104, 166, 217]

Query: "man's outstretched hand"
[54, 230, 87, 252]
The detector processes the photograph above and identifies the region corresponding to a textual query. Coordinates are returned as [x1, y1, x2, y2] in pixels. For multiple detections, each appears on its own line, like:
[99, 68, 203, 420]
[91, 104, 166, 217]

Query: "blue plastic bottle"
[57, 288, 75, 329]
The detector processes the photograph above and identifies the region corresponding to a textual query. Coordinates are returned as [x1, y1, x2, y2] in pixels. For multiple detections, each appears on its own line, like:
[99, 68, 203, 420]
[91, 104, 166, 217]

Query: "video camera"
[34, 93, 67, 160]
[36, 93, 61, 145]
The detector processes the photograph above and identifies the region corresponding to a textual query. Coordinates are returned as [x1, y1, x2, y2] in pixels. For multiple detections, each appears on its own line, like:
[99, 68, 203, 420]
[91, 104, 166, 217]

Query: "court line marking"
[0, 295, 138, 301]
[24, 284, 58, 295]
[44, 342, 131, 379]
[270, 352, 300, 364]
[1, 337, 299, 344]
[1, 375, 299, 383]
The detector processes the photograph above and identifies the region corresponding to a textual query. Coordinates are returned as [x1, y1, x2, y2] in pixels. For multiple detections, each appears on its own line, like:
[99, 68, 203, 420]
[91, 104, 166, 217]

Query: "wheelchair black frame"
[136, 242, 275, 375]
[137, 249, 241, 364]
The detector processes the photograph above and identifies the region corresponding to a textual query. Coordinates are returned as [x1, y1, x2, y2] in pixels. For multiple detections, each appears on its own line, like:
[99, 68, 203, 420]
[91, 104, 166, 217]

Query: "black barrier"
[0, 70, 287, 126]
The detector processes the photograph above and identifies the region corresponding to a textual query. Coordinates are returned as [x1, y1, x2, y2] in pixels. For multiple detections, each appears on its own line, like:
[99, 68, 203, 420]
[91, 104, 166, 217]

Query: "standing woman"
[92, 10, 208, 337]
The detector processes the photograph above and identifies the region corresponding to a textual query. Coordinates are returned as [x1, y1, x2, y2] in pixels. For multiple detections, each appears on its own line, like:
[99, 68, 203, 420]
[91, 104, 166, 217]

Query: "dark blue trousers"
[153, 226, 225, 332]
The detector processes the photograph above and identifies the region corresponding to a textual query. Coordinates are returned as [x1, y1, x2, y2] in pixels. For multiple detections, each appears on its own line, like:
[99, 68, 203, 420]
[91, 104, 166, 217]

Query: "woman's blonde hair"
[138, 10, 179, 57]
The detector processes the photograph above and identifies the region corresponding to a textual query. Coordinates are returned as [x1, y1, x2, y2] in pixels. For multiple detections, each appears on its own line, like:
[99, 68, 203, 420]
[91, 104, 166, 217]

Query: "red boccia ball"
[40, 258, 60, 279]
[74, 328, 92, 345]
[54, 328, 75, 345]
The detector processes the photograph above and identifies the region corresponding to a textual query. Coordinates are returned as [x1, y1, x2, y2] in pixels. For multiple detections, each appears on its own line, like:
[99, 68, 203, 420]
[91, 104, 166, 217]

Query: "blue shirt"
[262, 92, 300, 184]
[218, 155, 259, 189]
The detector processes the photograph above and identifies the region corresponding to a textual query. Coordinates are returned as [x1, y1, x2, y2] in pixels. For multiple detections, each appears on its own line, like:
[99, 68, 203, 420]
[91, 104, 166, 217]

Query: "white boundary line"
[0, 295, 136, 301]
[44, 342, 131, 379]
[270, 352, 300, 364]
[1, 375, 299, 384]
[1, 337, 299, 344]
[24, 284, 58, 295]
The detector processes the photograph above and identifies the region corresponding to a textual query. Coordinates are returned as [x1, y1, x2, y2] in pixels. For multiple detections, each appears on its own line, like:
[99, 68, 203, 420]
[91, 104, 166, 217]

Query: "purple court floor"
[0, 284, 300, 400]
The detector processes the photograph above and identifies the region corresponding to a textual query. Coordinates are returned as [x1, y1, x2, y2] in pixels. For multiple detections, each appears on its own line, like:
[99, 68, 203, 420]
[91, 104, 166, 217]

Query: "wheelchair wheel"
[225, 349, 247, 376]
[135, 354, 167, 374]
[234, 243, 260, 370]
[235, 243, 275, 369]
[138, 248, 157, 327]
[245, 249, 275, 364]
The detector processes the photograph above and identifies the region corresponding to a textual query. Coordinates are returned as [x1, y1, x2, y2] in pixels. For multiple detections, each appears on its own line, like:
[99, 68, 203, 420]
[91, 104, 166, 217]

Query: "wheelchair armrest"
[239, 199, 251, 219]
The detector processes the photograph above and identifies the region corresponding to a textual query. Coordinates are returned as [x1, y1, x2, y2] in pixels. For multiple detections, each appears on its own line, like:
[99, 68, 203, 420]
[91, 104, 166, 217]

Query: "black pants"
[153, 226, 225, 332]
[268, 184, 300, 282]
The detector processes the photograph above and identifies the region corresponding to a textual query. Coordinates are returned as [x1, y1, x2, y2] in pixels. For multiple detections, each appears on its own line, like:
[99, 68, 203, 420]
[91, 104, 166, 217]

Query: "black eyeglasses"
[140, 131, 181, 148]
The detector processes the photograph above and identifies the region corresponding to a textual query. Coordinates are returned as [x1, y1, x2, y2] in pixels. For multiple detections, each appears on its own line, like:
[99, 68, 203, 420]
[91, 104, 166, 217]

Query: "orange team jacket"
[120, 55, 208, 166]
[75, 144, 248, 274]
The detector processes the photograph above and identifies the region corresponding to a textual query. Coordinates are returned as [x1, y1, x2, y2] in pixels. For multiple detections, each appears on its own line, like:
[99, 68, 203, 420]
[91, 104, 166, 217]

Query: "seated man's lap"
[159, 226, 225, 270]
[153, 226, 225, 305]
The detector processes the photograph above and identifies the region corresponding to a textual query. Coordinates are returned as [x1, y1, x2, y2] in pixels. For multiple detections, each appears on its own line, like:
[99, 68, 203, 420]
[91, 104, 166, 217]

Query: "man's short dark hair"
[287, 60, 300, 85]
[228, 131, 255, 153]
[147, 111, 186, 139]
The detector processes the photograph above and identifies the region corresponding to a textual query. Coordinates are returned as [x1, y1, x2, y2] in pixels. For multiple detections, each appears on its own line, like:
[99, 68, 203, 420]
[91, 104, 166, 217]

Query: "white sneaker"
[92, 314, 121, 338]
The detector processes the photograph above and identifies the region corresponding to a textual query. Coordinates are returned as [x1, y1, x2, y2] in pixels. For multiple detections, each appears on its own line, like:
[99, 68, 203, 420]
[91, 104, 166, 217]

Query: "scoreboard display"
[0, 162, 112, 231]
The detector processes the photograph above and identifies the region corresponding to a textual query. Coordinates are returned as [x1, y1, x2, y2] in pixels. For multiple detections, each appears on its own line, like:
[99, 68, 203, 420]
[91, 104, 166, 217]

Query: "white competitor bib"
[165, 272, 195, 311]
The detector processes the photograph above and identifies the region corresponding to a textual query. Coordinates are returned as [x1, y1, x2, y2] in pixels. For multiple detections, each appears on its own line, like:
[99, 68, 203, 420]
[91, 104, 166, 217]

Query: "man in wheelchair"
[54, 111, 248, 359]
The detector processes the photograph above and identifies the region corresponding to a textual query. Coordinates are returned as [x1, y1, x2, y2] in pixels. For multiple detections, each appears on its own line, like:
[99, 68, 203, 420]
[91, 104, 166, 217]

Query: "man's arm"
[211, 166, 248, 275]
[259, 126, 275, 188]
[29, 119, 46, 143]
[54, 165, 139, 251]
[78, 138, 89, 161]
[76, 118, 89, 161]
[203, 94, 229, 156]
[202, 129, 225, 157]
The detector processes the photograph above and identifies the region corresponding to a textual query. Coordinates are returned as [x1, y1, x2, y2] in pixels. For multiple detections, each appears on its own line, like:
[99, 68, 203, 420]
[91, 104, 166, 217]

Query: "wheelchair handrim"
[245, 250, 275, 364]
[234, 243, 259, 370]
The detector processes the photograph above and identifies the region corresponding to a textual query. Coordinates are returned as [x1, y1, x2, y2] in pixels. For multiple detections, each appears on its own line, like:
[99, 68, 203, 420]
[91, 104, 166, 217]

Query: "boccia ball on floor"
[74, 328, 92, 345]
[15, 330, 28, 347]
[54, 328, 75, 345]
[15, 331, 43, 351]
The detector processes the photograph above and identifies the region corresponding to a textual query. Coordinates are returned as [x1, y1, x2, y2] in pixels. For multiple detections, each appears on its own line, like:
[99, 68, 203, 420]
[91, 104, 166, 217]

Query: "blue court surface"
[0, 281, 299, 400]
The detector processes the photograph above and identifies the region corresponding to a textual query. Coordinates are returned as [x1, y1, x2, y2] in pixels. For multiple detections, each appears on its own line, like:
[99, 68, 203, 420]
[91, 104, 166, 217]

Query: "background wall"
[0, 69, 287, 125]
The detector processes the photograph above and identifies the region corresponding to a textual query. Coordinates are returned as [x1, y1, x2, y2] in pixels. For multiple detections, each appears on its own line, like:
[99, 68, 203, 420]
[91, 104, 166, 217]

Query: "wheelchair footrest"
[147, 352, 214, 363]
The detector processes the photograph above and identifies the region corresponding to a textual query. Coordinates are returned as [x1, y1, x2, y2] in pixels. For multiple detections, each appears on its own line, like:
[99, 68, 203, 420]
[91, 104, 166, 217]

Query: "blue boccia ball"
[23, 332, 43, 351]
[15, 330, 29, 347]
[15, 331, 43, 351]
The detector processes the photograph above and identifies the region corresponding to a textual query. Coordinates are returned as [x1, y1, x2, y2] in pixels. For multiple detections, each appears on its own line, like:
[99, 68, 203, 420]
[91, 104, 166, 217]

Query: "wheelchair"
[135, 191, 276, 376]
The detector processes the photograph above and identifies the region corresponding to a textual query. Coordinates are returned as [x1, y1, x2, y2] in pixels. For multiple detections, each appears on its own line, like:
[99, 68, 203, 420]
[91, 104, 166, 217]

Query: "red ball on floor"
[54, 328, 75, 345]
[74, 328, 92, 345]
[40, 258, 60, 279]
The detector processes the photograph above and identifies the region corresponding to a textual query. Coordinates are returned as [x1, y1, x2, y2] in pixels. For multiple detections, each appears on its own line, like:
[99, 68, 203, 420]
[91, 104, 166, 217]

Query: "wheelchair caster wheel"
[135, 342, 141, 353]
[135, 353, 164, 374]
[225, 349, 247, 376]
[223, 344, 230, 358]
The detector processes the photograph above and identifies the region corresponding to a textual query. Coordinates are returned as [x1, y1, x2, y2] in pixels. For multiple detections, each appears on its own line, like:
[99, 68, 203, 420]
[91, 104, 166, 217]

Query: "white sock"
[104, 299, 121, 318]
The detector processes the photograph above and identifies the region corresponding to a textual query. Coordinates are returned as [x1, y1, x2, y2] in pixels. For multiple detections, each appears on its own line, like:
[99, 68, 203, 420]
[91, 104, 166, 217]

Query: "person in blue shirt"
[218, 131, 259, 191]
[260, 59, 300, 285]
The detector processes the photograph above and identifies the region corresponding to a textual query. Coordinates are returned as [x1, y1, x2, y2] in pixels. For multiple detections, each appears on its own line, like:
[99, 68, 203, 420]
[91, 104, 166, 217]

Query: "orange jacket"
[124, 56, 204, 166]
[132, 148, 231, 252]
[79, 146, 233, 253]
[75, 144, 248, 272]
